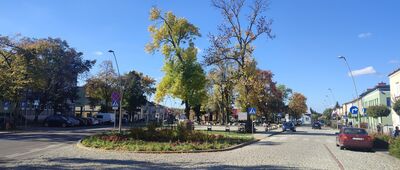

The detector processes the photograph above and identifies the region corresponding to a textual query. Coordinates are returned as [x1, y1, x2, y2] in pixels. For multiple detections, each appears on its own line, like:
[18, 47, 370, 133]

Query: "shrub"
[389, 137, 400, 159]
[371, 133, 392, 149]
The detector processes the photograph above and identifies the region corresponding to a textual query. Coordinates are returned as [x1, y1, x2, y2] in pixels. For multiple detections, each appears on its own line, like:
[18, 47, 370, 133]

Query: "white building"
[389, 69, 400, 128]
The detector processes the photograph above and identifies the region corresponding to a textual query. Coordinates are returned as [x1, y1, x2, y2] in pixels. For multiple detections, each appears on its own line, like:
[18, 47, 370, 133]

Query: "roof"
[388, 68, 400, 77]
[359, 84, 390, 97]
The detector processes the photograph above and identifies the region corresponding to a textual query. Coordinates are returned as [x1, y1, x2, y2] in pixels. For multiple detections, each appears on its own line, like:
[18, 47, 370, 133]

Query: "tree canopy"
[366, 105, 391, 118]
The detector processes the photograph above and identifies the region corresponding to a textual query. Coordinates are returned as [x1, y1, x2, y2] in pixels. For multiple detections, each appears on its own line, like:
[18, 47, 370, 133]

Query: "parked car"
[43, 115, 73, 127]
[336, 127, 373, 151]
[87, 117, 100, 125]
[95, 113, 115, 124]
[65, 115, 80, 126]
[312, 122, 322, 129]
[282, 122, 296, 132]
[76, 117, 88, 126]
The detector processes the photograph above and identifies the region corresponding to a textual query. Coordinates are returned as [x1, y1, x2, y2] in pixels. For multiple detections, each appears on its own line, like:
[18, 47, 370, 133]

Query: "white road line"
[5, 143, 64, 159]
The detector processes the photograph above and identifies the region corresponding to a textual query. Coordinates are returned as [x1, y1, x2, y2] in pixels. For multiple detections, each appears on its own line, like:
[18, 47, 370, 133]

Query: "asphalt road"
[1, 126, 400, 169]
[0, 126, 113, 160]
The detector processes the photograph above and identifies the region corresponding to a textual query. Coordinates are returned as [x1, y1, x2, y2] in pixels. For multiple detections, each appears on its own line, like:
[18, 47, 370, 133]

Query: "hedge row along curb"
[77, 138, 261, 154]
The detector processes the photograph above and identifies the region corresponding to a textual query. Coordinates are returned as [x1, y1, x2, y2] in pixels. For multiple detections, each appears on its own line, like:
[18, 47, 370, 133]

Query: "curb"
[77, 138, 261, 154]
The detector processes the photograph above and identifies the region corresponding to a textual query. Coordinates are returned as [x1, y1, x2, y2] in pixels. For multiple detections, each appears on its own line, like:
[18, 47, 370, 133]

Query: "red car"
[336, 127, 373, 151]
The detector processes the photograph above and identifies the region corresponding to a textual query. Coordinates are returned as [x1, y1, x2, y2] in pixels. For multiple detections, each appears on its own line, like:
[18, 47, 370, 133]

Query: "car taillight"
[342, 135, 349, 140]
[366, 136, 372, 141]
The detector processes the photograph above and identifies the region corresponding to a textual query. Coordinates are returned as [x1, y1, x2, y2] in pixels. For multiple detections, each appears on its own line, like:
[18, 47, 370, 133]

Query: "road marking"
[323, 144, 344, 170]
[5, 143, 63, 159]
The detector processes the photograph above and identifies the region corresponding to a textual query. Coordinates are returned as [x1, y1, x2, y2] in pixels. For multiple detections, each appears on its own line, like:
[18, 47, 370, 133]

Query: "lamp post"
[108, 50, 123, 133]
[338, 56, 361, 128]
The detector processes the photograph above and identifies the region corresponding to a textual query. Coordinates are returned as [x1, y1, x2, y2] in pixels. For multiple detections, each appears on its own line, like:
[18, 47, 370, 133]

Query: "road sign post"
[111, 92, 120, 130]
[247, 107, 256, 134]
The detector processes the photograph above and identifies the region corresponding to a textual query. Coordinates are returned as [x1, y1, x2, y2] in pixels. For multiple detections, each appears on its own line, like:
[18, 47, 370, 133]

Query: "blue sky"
[1, 0, 400, 112]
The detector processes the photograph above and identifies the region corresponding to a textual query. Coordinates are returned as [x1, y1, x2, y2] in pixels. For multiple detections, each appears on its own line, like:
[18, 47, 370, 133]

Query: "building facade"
[389, 69, 400, 128]
[360, 83, 392, 133]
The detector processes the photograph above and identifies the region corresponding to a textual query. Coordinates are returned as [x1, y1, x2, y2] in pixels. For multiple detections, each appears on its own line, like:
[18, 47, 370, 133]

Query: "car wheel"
[44, 123, 49, 127]
[336, 143, 339, 147]
[62, 123, 67, 128]
[340, 146, 345, 150]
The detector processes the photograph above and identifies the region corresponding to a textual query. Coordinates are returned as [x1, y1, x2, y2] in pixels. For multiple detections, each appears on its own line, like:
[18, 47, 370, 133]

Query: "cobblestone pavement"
[1, 126, 400, 169]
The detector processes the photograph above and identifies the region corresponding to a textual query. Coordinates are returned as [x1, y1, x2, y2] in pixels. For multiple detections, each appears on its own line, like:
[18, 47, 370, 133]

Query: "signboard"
[238, 112, 247, 121]
[111, 92, 120, 101]
[112, 100, 119, 110]
[3, 101, 10, 111]
[21, 101, 27, 110]
[349, 106, 358, 115]
[247, 107, 256, 115]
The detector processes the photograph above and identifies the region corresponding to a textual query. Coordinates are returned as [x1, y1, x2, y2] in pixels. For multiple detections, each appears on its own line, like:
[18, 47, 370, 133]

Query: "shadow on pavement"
[0, 133, 85, 143]
[2, 157, 299, 170]
[279, 131, 336, 137]
[254, 140, 282, 146]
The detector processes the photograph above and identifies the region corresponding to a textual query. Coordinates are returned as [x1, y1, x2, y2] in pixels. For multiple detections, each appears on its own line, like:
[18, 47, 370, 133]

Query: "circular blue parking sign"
[349, 106, 359, 115]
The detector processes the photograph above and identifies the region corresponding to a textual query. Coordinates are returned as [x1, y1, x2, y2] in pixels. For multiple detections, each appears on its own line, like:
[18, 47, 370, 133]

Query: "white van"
[95, 113, 115, 124]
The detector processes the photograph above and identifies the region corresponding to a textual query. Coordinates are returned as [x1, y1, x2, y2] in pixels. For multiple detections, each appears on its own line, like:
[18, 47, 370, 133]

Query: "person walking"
[377, 123, 382, 134]
[393, 126, 400, 138]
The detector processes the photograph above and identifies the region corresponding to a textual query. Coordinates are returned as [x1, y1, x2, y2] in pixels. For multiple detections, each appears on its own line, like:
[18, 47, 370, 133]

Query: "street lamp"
[338, 56, 361, 128]
[108, 50, 124, 133]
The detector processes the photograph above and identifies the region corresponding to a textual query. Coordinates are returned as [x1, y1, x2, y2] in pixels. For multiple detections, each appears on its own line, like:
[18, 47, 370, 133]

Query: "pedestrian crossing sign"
[112, 100, 119, 110]
[248, 107, 256, 115]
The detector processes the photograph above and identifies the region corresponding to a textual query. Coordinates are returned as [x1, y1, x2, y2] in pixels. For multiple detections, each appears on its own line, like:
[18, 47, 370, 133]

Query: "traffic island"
[78, 126, 256, 153]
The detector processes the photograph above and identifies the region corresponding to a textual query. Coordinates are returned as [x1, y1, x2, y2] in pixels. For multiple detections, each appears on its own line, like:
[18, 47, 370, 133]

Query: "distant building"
[359, 82, 392, 133]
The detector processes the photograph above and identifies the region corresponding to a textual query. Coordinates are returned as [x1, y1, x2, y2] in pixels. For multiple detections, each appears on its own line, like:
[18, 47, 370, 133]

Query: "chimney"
[377, 82, 386, 87]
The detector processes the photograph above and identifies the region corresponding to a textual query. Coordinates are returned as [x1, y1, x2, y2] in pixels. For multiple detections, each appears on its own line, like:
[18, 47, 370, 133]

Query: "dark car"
[43, 115, 73, 127]
[282, 122, 296, 132]
[336, 127, 373, 151]
[312, 122, 322, 129]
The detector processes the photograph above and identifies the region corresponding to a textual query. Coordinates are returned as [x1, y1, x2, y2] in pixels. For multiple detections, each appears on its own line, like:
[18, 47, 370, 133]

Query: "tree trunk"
[184, 100, 190, 120]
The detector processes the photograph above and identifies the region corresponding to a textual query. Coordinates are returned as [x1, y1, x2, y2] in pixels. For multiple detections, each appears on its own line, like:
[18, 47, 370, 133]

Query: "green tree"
[366, 105, 391, 123]
[85, 60, 117, 112]
[1, 36, 94, 122]
[310, 107, 321, 122]
[323, 108, 333, 125]
[122, 70, 155, 122]
[393, 100, 400, 116]
[288, 93, 308, 119]
[146, 8, 207, 119]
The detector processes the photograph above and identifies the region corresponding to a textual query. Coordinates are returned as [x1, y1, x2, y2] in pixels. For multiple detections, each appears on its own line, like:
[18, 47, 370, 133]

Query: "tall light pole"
[108, 50, 123, 133]
[338, 56, 361, 128]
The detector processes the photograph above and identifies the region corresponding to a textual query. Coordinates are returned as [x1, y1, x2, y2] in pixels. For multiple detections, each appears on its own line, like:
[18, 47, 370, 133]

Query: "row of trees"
[146, 0, 308, 128]
[0, 35, 95, 122]
[85, 60, 156, 120]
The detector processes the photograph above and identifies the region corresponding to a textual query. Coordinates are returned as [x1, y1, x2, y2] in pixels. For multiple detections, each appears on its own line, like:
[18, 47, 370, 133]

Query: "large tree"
[121, 70, 155, 122]
[146, 8, 207, 119]
[85, 60, 118, 112]
[0, 35, 94, 122]
[205, 0, 274, 131]
[288, 92, 308, 119]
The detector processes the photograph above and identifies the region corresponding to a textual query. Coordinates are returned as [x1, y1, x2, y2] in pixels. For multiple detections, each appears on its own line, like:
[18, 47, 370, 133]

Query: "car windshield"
[343, 128, 367, 135]
[96, 115, 103, 118]
[284, 122, 292, 126]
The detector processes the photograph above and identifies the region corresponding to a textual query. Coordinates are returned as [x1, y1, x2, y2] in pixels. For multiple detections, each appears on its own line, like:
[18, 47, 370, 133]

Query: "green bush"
[389, 137, 400, 159]
[371, 133, 392, 149]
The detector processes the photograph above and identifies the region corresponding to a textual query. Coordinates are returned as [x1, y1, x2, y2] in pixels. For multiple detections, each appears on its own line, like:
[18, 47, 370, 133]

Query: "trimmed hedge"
[389, 138, 400, 159]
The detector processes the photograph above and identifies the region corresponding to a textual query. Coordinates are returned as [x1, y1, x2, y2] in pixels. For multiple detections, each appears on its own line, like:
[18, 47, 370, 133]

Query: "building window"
[387, 97, 391, 107]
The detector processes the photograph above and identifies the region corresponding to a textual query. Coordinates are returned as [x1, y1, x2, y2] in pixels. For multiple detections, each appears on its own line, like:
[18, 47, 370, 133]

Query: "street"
[1, 126, 399, 169]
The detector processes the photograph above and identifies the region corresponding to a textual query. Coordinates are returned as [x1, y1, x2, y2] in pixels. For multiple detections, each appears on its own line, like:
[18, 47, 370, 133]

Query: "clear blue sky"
[1, 0, 400, 112]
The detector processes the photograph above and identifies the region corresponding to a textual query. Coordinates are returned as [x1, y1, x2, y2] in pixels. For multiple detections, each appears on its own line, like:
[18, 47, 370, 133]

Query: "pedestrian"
[377, 123, 382, 134]
[349, 121, 353, 127]
[393, 126, 400, 138]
